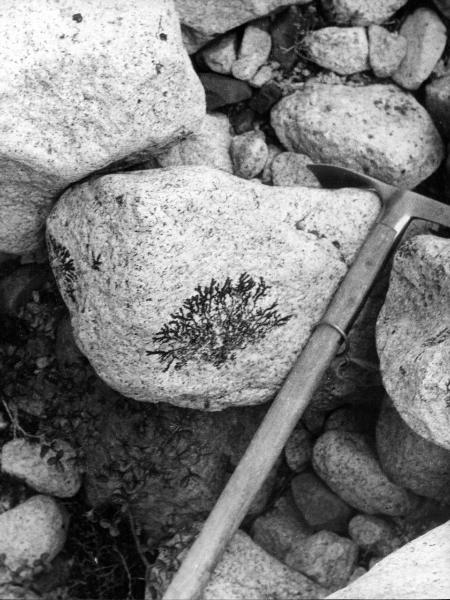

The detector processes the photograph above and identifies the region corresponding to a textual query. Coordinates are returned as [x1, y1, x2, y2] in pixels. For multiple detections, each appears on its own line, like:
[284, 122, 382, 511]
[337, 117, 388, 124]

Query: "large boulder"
[46, 166, 379, 410]
[271, 83, 444, 189]
[0, 0, 205, 254]
[376, 235, 450, 450]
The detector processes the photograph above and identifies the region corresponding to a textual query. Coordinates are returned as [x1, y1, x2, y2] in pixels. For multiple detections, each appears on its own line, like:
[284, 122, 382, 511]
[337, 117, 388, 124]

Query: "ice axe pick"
[162, 164, 450, 600]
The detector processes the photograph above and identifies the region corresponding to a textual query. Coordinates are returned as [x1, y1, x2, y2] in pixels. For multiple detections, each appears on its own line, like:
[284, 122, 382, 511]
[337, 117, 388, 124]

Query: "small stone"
[368, 26, 407, 78]
[0, 265, 48, 316]
[249, 82, 282, 114]
[285, 530, 358, 590]
[260, 144, 283, 183]
[199, 73, 252, 110]
[250, 64, 277, 88]
[304, 27, 369, 75]
[230, 108, 256, 135]
[348, 514, 401, 557]
[1, 439, 81, 498]
[202, 32, 238, 75]
[348, 566, 367, 583]
[291, 471, 354, 534]
[321, 0, 408, 25]
[156, 113, 233, 174]
[284, 424, 313, 472]
[232, 20, 272, 82]
[425, 75, 450, 139]
[270, 6, 301, 71]
[271, 152, 320, 187]
[392, 8, 447, 90]
[230, 131, 269, 179]
[312, 431, 419, 516]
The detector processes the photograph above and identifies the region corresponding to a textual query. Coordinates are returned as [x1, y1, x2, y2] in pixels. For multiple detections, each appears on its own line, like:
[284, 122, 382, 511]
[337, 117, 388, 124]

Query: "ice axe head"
[307, 164, 450, 234]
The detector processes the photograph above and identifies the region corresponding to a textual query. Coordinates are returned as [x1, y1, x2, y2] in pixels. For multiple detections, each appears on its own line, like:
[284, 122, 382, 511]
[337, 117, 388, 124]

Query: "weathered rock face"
[46, 166, 379, 410]
[321, 0, 408, 25]
[0, 0, 205, 254]
[368, 26, 407, 79]
[304, 27, 369, 75]
[376, 235, 450, 450]
[271, 83, 444, 189]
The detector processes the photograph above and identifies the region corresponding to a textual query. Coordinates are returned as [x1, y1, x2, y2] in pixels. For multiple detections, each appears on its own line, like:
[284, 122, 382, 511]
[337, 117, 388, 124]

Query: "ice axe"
[162, 164, 450, 600]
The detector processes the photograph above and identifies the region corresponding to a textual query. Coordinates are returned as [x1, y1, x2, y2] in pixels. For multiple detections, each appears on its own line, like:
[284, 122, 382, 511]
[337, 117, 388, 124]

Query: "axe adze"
[162, 165, 450, 600]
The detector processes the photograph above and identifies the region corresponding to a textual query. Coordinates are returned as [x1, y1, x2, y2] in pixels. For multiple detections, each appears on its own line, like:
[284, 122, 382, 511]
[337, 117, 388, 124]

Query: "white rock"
[230, 131, 269, 178]
[202, 32, 238, 75]
[392, 8, 447, 90]
[321, 0, 408, 25]
[326, 521, 450, 599]
[271, 82, 444, 188]
[376, 235, 450, 450]
[368, 26, 407, 78]
[304, 27, 369, 75]
[231, 21, 272, 82]
[0, 0, 205, 255]
[0, 496, 67, 579]
[156, 113, 233, 173]
[46, 166, 379, 410]
[272, 153, 320, 187]
[1, 438, 81, 498]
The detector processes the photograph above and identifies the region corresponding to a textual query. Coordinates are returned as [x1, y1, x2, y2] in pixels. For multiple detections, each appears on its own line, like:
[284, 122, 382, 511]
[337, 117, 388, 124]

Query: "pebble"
[199, 73, 252, 110]
[291, 471, 353, 534]
[312, 430, 419, 516]
[304, 27, 369, 75]
[348, 514, 402, 557]
[230, 108, 256, 135]
[392, 7, 447, 90]
[285, 530, 358, 590]
[321, 0, 408, 25]
[271, 152, 320, 187]
[230, 131, 269, 179]
[232, 20, 272, 81]
[0, 265, 48, 316]
[260, 144, 283, 183]
[284, 424, 313, 472]
[202, 32, 238, 75]
[1, 438, 81, 498]
[368, 25, 407, 78]
[249, 64, 277, 88]
[249, 82, 282, 114]
[425, 75, 450, 138]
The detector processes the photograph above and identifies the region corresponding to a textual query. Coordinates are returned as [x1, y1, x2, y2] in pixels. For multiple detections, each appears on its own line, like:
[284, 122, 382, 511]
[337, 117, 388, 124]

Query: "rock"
[321, 0, 408, 25]
[261, 144, 283, 183]
[0, 0, 205, 255]
[368, 26, 407, 78]
[284, 424, 313, 472]
[0, 585, 40, 600]
[202, 32, 238, 75]
[232, 20, 272, 82]
[251, 495, 312, 560]
[291, 471, 354, 534]
[0, 265, 49, 316]
[376, 398, 450, 503]
[230, 131, 269, 179]
[348, 514, 401, 557]
[285, 530, 358, 590]
[156, 113, 233, 174]
[303, 27, 369, 75]
[198, 73, 252, 110]
[46, 166, 379, 410]
[271, 152, 320, 187]
[270, 6, 302, 71]
[327, 521, 450, 599]
[347, 567, 367, 583]
[376, 235, 450, 450]
[433, 0, 450, 19]
[312, 431, 419, 516]
[0, 496, 67, 579]
[1, 438, 81, 498]
[392, 8, 447, 90]
[230, 108, 256, 135]
[250, 64, 278, 88]
[425, 76, 450, 139]
[271, 82, 444, 189]
[249, 82, 282, 114]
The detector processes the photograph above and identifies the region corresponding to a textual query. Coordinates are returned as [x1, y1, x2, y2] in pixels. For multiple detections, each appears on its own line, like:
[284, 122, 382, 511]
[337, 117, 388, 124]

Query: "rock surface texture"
[0, 0, 205, 255]
[321, 0, 408, 25]
[376, 235, 450, 450]
[271, 83, 444, 189]
[304, 27, 369, 75]
[368, 26, 407, 78]
[46, 166, 379, 410]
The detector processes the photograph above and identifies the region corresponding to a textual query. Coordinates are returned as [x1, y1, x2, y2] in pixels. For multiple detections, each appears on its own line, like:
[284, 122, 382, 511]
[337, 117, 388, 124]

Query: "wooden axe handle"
[162, 222, 398, 600]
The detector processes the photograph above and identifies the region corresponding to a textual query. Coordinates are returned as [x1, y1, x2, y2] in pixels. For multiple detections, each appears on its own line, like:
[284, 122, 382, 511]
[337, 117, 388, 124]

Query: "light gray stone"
[321, 0, 408, 25]
[376, 235, 450, 450]
[312, 431, 419, 516]
[348, 514, 402, 557]
[368, 26, 407, 78]
[286, 530, 358, 590]
[1, 438, 81, 498]
[272, 153, 321, 187]
[392, 8, 447, 90]
[231, 20, 272, 82]
[261, 144, 283, 184]
[156, 113, 233, 174]
[0, 0, 205, 255]
[230, 131, 269, 179]
[284, 424, 313, 472]
[202, 32, 238, 75]
[250, 63, 278, 88]
[304, 27, 369, 75]
[271, 83, 444, 189]
[425, 76, 450, 138]
[327, 521, 450, 599]
[46, 166, 379, 410]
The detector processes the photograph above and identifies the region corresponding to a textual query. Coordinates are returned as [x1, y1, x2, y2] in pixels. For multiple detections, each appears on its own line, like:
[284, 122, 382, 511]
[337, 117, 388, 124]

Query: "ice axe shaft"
[162, 165, 450, 600]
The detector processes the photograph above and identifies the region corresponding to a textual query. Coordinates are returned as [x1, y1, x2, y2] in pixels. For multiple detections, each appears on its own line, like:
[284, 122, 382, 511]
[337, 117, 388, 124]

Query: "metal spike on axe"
[162, 164, 450, 600]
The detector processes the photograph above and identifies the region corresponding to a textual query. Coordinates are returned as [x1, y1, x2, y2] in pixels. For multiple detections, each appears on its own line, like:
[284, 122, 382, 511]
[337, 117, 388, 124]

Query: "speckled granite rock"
[46, 166, 379, 410]
[368, 26, 407, 78]
[321, 0, 408, 25]
[304, 27, 369, 75]
[376, 235, 450, 450]
[230, 131, 269, 178]
[312, 431, 419, 516]
[201, 32, 238, 75]
[0, 0, 205, 255]
[272, 153, 320, 187]
[231, 20, 272, 82]
[284, 424, 313, 472]
[271, 83, 444, 189]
